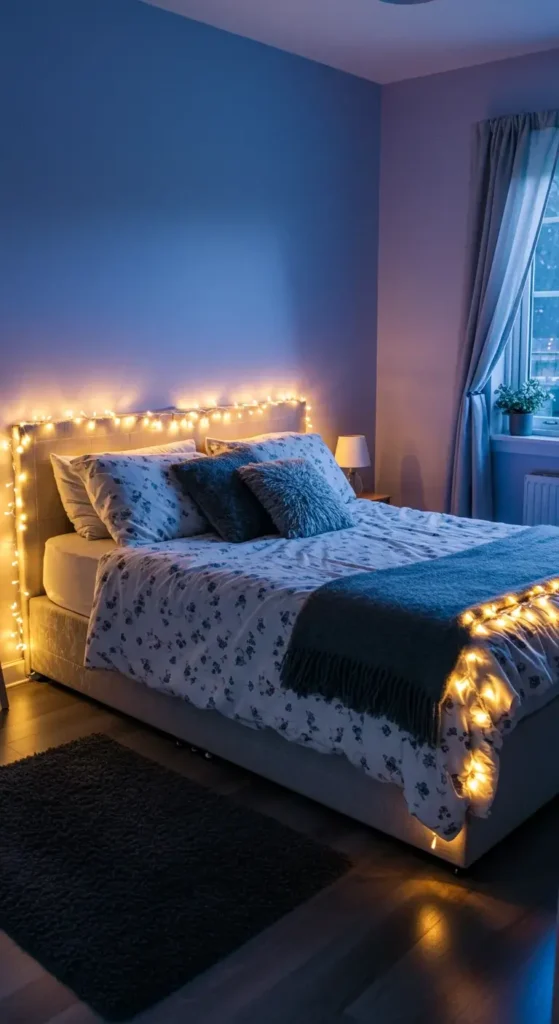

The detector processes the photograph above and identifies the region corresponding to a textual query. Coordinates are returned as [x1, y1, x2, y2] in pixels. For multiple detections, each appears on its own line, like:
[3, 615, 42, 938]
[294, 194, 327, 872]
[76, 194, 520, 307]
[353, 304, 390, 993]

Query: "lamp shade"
[335, 435, 371, 469]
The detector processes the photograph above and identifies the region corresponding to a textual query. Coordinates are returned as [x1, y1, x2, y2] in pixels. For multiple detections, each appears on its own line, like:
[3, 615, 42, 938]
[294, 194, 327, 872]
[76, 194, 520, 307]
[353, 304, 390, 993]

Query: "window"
[523, 175, 559, 433]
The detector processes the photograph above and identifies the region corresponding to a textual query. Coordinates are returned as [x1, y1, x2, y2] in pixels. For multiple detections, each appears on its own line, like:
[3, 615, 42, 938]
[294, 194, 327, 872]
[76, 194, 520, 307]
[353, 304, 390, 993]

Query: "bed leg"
[0, 666, 8, 712]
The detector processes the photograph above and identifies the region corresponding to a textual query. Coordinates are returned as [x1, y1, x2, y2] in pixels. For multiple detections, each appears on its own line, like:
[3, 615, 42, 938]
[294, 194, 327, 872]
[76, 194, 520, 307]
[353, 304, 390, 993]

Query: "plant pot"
[508, 412, 534, 437]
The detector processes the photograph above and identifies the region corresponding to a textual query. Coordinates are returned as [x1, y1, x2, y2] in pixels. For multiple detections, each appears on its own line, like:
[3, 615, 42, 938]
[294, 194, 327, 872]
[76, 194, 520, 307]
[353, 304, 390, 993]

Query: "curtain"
[450, 111, 559, 520]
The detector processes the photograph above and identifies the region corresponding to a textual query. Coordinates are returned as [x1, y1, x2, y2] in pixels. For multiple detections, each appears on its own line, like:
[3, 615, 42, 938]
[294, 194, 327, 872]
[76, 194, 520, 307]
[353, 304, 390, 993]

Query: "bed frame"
[14, 408, 559, 868]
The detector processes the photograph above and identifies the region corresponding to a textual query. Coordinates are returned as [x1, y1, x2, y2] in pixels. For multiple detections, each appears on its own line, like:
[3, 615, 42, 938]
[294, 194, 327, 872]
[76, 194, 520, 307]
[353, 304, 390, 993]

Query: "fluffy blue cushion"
[172, 450, 274, 543]
[237, 458, 355, 539]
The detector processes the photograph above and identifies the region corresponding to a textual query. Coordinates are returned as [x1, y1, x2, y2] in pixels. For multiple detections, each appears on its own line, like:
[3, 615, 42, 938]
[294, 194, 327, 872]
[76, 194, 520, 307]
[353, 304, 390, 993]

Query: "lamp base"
[348, 469, 364, 496]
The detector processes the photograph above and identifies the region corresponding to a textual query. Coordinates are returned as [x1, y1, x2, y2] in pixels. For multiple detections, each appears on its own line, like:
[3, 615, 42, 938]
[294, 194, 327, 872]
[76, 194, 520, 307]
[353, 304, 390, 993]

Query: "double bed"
[14, 406, 559, 868]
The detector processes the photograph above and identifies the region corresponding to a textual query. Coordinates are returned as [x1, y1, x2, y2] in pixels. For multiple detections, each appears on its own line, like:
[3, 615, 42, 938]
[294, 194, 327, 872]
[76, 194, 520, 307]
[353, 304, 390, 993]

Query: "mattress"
[43, 533, 115, 617]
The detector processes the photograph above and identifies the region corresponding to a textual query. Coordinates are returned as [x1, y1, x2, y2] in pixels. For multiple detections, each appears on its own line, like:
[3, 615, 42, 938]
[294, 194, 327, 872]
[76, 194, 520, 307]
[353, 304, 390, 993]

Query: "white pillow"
[72, 450, 209, 546]
[205, 432, 355, 504]
[51, 439, 197, 540]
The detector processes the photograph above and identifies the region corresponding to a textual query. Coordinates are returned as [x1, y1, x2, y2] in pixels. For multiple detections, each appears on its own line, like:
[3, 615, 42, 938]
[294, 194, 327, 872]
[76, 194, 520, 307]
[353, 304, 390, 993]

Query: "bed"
[14, 407, 559, 868]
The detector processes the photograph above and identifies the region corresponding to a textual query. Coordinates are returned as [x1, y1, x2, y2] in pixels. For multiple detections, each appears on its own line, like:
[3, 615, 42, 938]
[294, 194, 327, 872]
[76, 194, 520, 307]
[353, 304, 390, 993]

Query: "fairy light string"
[447, 580, 559, 803]
[3, 427, 29, 658]
[8, 394, 553, 839]
[2, 396, 310, 667]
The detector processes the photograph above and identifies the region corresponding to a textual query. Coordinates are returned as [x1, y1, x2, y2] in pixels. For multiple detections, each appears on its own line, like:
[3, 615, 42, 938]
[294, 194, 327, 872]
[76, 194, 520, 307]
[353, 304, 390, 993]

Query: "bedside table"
[360, 492, 391, 504]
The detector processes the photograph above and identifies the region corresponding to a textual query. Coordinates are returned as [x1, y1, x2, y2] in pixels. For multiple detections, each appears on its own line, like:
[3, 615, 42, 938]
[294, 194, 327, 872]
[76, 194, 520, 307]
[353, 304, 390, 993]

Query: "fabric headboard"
[12, 402, 307, 609]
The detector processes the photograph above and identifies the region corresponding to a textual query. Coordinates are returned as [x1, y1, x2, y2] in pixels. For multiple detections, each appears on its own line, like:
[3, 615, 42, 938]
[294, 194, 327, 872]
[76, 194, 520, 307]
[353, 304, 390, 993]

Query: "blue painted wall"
[0, 0, 380, 458]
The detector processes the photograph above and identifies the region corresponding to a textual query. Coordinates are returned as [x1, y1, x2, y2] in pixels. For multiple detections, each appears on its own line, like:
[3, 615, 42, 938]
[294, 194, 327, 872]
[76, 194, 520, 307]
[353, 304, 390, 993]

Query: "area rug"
[0, 734, 349, 1020]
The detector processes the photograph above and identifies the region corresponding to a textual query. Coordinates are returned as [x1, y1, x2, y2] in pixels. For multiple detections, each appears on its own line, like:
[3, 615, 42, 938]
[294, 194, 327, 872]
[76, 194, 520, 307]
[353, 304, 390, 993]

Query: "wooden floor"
[0, 680, 557, 1024]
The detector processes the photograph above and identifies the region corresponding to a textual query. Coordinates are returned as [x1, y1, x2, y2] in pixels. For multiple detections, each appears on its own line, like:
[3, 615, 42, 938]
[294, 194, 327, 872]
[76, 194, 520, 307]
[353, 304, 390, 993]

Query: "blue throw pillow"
[237, 458, 355, 539]
[172, 450, 275, 543]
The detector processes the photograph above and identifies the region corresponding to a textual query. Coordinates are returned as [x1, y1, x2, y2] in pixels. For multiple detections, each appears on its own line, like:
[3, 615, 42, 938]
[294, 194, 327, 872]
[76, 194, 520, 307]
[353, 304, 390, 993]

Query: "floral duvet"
[85, 500, 559, 840]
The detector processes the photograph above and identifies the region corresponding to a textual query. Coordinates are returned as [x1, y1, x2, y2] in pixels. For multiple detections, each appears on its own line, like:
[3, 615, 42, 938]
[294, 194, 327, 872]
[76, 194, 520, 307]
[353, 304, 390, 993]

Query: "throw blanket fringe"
[281, 648, 439, 747]
[281, 525, 559, 748]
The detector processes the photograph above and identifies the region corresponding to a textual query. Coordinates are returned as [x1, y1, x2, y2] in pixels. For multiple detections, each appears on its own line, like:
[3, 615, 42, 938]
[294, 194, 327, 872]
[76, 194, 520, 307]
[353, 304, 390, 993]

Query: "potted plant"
[494, 379, 550, 437]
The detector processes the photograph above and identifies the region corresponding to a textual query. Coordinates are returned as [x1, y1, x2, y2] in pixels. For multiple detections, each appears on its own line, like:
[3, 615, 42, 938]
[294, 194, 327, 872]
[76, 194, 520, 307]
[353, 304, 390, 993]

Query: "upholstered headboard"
[12, 401, 306, 633]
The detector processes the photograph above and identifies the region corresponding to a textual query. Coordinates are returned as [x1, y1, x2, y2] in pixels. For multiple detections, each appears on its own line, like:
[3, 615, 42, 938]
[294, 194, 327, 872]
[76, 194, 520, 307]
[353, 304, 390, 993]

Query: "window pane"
[531, 297, 559, 413]
[534, 222, 559, 292]
[533, 296, 559, 343]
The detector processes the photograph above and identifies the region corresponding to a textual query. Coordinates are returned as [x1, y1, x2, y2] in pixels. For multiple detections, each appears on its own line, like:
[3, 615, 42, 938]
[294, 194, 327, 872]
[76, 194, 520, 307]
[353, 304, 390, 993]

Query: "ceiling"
[142, 0, 559, 84]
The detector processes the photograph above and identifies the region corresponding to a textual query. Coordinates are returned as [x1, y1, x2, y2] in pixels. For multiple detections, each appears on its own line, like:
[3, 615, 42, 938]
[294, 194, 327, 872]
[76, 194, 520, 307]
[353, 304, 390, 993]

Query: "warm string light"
[460, 581, 559, 638]
[449, 579, 559, 809]
[2, 396, 309, 663]
[4, 401, 556, 835]
[13, 396, 308, 436]
[3, 427, 29, 658]
[464, 756, 491, 797]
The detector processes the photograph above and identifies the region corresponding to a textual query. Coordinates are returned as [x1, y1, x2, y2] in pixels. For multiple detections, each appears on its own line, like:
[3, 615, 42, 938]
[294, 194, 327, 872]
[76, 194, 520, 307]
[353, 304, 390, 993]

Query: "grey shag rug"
[0, 734, 349, 1020]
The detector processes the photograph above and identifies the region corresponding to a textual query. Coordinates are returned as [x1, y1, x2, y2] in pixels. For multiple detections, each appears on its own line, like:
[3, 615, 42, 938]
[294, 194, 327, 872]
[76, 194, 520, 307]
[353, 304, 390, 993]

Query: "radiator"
[523, 473, 559, 526]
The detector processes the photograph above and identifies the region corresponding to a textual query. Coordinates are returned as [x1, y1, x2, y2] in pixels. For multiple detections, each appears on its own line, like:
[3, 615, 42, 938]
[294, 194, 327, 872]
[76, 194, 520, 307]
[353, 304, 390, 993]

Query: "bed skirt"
[29, 595, 559, 868]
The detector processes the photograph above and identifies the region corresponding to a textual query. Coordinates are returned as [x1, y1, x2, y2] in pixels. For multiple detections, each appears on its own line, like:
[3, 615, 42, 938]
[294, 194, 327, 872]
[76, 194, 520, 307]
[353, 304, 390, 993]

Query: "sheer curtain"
[450, 112, 559, 520]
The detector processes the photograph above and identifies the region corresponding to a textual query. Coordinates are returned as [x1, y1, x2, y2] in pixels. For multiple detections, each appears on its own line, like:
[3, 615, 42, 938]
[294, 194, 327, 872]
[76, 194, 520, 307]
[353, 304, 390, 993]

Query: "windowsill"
[491, 433, 559, 455]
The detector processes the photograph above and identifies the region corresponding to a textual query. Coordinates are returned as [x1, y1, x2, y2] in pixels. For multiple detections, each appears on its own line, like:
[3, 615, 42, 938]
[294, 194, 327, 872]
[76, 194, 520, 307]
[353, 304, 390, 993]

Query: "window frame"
[514, 211, 559, 436]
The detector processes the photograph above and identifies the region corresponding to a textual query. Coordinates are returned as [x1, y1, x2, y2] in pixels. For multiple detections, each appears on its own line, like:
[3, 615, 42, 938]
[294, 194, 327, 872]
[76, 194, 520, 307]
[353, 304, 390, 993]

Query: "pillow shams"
[72, 451, 209, 545]
[206, 432, 355, 504]
[51, 439, 197, 540]
[172, 449, 275, 543]
[237, 458, 355, 539]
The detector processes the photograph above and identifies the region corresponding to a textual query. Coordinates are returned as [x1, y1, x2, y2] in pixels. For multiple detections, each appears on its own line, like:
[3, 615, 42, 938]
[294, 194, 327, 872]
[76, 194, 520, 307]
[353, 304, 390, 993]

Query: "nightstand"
[360, 492, 391, 504]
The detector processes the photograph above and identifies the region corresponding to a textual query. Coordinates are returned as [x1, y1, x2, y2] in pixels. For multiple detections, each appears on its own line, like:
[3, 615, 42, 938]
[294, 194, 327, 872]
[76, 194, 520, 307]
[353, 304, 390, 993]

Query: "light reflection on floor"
[407, 878, 556, 1024]
[512, 929, 556, 1024]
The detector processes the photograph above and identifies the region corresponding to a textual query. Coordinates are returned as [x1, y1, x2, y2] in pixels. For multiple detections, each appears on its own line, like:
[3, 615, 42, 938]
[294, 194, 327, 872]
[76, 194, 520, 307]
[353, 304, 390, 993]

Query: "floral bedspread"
[85, 501, 559, 840]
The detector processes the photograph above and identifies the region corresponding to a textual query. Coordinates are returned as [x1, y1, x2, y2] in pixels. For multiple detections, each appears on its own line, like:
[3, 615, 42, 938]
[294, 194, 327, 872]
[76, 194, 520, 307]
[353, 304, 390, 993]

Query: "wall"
[493, 444, 559, 524]
[377, 48, 559, 513]
[0, 0, 381, 670]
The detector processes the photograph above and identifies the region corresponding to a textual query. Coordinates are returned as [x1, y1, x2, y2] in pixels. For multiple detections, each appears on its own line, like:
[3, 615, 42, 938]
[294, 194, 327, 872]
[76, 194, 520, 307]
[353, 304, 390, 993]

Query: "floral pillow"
[72, 451, 210, 545]
[51, 439, 197, 541]
[205, 432, 355, 504]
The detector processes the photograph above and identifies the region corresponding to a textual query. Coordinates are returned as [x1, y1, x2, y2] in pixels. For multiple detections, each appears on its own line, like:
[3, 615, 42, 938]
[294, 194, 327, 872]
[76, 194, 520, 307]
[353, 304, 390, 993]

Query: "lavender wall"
[0, 0, 380, 458]
[377, 48, 559, 513]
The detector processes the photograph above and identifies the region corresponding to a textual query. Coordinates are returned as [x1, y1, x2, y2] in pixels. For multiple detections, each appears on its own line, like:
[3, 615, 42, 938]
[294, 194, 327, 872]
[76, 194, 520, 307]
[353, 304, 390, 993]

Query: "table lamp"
[335, 435, 370, 496]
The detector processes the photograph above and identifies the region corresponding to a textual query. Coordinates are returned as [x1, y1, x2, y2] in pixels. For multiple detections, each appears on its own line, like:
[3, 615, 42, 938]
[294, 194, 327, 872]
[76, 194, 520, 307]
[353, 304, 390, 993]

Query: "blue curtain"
[450, 112, 559, 520]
